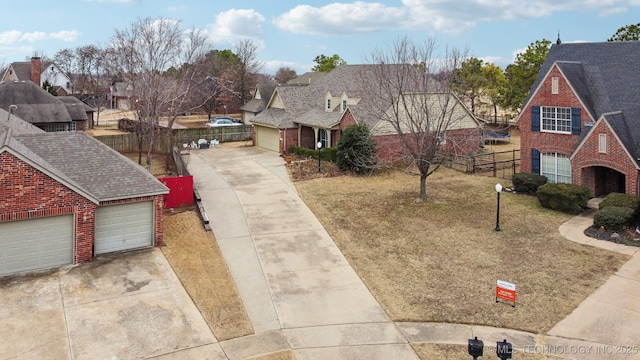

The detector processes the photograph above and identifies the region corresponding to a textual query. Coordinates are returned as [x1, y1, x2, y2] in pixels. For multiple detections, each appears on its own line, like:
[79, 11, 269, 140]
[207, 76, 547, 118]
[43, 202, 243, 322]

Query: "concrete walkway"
[187, 146, 640, 360]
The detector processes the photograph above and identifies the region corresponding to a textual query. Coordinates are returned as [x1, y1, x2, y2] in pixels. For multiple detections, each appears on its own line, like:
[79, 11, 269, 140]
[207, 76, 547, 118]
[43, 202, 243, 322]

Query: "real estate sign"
[496, 279, 516, 306]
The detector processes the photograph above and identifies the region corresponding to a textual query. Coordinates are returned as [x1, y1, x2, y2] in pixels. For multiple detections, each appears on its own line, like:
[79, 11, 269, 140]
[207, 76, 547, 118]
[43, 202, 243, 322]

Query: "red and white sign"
[496, 280, 516, 305]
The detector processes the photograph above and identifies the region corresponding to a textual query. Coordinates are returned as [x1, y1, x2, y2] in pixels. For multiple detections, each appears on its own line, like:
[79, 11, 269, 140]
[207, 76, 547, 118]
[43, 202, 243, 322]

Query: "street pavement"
[188, 145, 640, 359]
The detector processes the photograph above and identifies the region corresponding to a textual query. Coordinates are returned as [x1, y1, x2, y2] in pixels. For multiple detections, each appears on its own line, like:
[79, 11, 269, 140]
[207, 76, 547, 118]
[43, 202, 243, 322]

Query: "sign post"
[496, 280, 516, 307]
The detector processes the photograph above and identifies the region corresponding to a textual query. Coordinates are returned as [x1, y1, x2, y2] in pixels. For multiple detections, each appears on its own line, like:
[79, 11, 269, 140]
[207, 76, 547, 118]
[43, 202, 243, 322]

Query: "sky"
[1, 0, 639, 75]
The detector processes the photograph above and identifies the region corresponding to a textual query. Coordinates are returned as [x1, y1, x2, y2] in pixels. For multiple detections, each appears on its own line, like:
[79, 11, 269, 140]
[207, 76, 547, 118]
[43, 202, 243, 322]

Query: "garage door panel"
[0, 215, 74, 276]
[256, 126, 279, 152]
[95, 202, 154, 254]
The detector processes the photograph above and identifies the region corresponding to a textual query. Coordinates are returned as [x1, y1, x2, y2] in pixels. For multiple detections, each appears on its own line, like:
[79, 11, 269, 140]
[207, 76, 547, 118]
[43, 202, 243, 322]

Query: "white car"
[206, 117, 242, 127]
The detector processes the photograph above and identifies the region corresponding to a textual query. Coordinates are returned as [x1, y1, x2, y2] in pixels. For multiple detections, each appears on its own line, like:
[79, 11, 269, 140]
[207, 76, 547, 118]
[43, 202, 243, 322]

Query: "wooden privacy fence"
[94, 125, 253, 154]
[445, 149, 520, 179]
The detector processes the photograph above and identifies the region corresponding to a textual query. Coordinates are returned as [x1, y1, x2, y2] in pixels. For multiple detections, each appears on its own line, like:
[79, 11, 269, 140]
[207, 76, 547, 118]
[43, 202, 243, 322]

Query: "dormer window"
[342, 99, 347, 111]
[326, 99, 331, 110]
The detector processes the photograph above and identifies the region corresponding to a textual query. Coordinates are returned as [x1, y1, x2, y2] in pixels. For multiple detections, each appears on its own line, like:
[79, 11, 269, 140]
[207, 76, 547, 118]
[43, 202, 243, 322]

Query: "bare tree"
[54, 45, 111, 127]
[105, 17, 211, 168]
[274, 67, 297, 84]
[364, 36, 479, 199]
[229, 39, 263, 106]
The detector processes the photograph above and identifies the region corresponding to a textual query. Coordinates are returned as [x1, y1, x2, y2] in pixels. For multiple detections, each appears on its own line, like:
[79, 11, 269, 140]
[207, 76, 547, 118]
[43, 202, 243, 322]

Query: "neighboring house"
[0, 110, 169, 276]
[2, 57, 72, 94]
[0, 80, 90, 131]
[518, 41, 640, 197]
[251, 64, 482, 163]
[110, 82, 135, 110]
[240, 82, 276, 124]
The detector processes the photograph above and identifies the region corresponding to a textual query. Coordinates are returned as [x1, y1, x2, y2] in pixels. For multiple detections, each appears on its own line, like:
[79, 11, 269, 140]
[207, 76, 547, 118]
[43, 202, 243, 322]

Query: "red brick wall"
[520, 66, 594, 173]
[299, 126, 315, 149]
[572, 120, 639, 196]
[0, 152, 96, 263]
[374, 128, 481, 165]
[281, 128, 299, 154]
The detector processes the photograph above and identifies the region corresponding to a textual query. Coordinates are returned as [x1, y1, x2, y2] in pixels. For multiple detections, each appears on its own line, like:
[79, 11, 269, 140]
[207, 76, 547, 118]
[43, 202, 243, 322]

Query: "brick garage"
[1, 113, 168, 276]
[518, 41, 640, 197]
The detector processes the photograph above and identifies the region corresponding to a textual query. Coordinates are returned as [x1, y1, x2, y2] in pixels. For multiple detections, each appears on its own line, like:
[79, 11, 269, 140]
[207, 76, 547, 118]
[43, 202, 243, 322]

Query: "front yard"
[295, 167, 629, 333]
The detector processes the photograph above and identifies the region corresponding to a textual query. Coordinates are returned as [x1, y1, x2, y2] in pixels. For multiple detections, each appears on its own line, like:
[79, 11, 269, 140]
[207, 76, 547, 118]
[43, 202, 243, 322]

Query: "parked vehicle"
[206, 116, 242, 127]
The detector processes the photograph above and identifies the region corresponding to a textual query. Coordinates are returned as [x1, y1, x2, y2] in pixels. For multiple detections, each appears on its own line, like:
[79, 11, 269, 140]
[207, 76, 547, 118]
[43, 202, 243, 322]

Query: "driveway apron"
[187, 147, 418, 359]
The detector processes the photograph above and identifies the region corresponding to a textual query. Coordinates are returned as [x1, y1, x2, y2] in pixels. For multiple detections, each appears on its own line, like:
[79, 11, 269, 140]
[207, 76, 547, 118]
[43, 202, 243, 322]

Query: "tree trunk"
[420, 174, 428, 199]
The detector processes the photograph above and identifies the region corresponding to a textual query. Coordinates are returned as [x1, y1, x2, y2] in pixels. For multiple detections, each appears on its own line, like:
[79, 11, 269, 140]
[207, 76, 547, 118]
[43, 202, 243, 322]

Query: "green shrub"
[336, 123, 377, 174]
[288, 146, 336, 162]
[537, 183, 592, 214]
[594, 206, 635, 231]
[512, 172, 547, 194]
[599, 193, 640, 218]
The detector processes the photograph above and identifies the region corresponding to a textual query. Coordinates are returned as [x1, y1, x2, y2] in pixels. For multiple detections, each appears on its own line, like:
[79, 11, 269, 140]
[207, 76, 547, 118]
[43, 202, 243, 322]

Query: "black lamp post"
[495, 183, 502, 231]
[317, 141, 322, 173]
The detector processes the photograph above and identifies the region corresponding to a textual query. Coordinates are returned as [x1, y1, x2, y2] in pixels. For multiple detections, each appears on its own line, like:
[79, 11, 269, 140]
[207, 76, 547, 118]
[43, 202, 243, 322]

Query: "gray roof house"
[0, 80, 91, 131]
[0, 110, 169, 276]
[518, 41, 640, 196]
[251, 64, 482, 162]
[239, 82, 276, 125]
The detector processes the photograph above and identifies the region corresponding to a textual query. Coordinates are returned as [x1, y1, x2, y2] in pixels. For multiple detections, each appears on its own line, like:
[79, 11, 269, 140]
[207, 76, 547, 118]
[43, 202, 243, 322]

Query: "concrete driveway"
[0, 248, 225, 360]
[186, 146, 420, 359]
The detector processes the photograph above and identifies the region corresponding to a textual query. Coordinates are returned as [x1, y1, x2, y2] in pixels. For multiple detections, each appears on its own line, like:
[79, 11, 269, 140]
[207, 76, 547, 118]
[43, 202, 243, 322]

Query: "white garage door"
[256, 126, 280, 152]
[0, 215, 74, 276]
[95, 201, 154, 254]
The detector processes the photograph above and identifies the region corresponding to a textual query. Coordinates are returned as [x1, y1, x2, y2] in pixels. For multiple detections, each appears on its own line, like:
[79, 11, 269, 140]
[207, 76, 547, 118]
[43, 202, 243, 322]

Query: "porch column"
[313, 127, 320, 149]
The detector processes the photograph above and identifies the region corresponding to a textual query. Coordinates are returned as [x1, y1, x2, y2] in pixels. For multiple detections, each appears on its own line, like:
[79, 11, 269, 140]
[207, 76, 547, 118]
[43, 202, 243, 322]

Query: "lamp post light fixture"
[317, 141, 322, 173]
[495, 183, 503, 231]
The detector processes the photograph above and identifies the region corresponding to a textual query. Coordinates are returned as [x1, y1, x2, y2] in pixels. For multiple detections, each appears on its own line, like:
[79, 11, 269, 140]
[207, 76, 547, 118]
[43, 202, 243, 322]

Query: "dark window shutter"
[571, 107, 581, 135]
[531, 106, 540, 132]
[531, 148, 541, 174]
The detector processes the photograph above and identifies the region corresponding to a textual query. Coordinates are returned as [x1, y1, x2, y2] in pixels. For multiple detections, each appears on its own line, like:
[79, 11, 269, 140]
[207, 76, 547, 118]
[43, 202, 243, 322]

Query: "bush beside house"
[537, 183, 591, 214]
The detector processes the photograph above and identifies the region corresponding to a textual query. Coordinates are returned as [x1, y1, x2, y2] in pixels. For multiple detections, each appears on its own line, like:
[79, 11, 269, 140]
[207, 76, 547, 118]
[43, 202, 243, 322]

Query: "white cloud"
[401, 0, 634, 34]
[263, 59, 312, 75]
[273, 2, 407, 35]
[49, 30, 81, 42]
[0, 31, 23, 45]
[208, 9, 265, 47]
[0, 30, 79, 45]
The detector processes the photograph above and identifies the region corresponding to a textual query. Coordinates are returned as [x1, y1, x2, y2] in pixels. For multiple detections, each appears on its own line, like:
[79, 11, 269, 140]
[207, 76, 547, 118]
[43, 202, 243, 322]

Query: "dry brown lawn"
[162, 209, 253, 341]
[294, 166, 629, 333]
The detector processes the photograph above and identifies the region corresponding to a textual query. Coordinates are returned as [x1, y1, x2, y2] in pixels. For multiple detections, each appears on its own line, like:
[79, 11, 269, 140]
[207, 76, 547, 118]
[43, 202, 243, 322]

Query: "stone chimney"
[30, 57, 42, 86]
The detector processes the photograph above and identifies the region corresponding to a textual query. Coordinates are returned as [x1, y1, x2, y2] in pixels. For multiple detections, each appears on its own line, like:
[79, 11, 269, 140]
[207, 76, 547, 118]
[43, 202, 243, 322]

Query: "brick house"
[0, 110, 169, 276]
[251, 65, 482, 163]
[518, 41, 640, 197]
